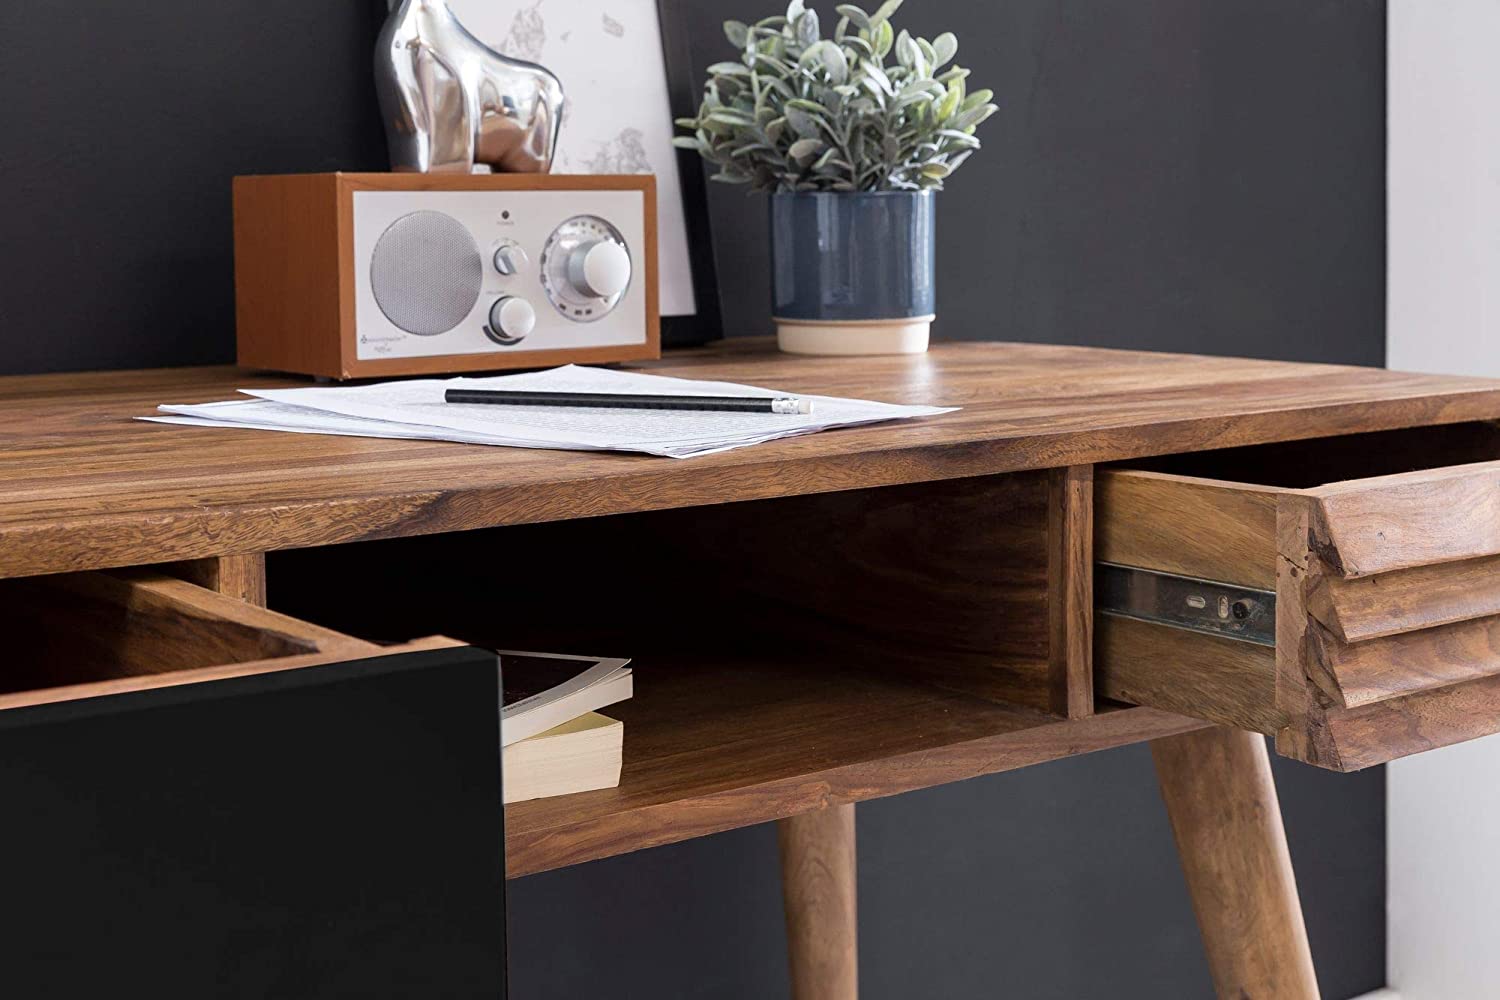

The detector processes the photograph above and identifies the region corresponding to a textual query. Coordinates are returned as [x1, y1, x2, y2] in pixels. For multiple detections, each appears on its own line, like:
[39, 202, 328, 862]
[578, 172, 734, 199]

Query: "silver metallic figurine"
[375, 0, 566, 174]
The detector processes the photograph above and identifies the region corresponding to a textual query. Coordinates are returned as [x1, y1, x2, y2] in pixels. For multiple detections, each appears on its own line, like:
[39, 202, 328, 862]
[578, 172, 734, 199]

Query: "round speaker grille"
[369, 211, 483, 336]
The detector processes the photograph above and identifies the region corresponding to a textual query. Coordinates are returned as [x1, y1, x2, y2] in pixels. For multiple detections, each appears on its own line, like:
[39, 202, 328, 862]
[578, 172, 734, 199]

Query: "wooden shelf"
[503, 655, 1202, 878]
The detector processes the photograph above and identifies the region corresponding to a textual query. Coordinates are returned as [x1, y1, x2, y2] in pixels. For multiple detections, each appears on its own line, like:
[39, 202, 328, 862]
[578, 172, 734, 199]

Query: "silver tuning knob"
[540, 215, 632, 322]
[566, 240, 631, 299]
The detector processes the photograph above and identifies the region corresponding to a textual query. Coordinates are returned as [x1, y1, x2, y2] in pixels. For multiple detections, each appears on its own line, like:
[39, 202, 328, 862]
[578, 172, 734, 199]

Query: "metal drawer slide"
[1097, 563, 1276, 647]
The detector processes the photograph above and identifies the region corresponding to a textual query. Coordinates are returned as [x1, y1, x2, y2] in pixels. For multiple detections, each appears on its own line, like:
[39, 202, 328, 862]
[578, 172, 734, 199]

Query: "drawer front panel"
[1097, 462, 1500, 771]
[1309, 459, 1500, 577]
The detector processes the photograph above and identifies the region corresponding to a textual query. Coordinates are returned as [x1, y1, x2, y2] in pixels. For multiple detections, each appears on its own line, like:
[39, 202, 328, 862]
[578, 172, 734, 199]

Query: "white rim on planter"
[774, 316, 935, 356]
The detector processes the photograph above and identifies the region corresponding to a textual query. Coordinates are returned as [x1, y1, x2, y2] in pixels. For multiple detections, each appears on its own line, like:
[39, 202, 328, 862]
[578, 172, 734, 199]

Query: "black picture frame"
[656, 0, 724, 347]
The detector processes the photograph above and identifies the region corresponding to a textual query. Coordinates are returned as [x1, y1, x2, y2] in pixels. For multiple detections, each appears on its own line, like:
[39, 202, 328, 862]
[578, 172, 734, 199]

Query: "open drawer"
[1095, 422, 1500, 771]
[0, 567, 454, 711]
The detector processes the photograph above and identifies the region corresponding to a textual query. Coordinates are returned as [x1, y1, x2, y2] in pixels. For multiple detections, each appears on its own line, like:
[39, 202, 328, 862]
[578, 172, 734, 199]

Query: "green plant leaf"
[949, 103, 997, 131]
[862, 59, 894, 96]
[671, 136, 703, 151]
[747, 51, 793, 76]
[841, 35, 873, 59]
[788, 137, 827, 164]
[935, 128, 981, 148]
[821, 43, 850, 83]
[931, 32, 957, 67]
[868, 0, 904, 28]
[934, 86, 960, 121]
[706, 107, 756, 127]
[724, 20, 750, 48]
[812, 147, 845, 170]
[835, 4, 870, 30]
[873, 20, 894, 58]
[960, 88, 994, 111]
[794, 9, 820, 45]
[784, 105, 821, 138]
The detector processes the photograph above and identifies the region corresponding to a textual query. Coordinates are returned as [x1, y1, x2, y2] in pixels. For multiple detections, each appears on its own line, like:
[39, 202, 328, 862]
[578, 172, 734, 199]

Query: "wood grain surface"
[1309, 459, 1500, 577]
[1284, 671, 1500, 772]
[779, 804, 858, 1000]
[503, 654, 1206, 878]
[1152, 727, 1319, 1000]
[0, 569, 399, 708]
[1095, 469, 1281, 589]
[1306, 554, 1500, 643]
[166, 553, 268, 607]
[1048, 465, 1095, 717]
[7, 340, 1500, 579]
[1095, 615, 1282, 735]
[1095, 457, 1500, 771]
[1308, 616, 1500, 709]
[0, 637, 455, 715]
[265, 474, 1070, 716]
[0, 569, 369, 696]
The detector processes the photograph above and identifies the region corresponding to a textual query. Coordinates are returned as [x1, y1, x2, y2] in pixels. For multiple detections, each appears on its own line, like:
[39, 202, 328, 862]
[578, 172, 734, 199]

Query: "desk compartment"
[1095, 422, 1500, 771]
[265, 473, 1136, 877]
[0, 568, 404, 711]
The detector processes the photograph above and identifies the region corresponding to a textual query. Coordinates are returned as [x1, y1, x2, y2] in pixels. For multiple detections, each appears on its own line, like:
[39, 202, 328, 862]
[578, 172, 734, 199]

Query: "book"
[499, 650, 632, 747]
[503, 712, 622, 804]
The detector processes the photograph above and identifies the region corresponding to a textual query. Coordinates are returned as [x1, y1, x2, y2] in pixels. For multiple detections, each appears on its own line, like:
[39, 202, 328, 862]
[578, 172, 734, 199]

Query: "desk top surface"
[5, 339, 1500, 578]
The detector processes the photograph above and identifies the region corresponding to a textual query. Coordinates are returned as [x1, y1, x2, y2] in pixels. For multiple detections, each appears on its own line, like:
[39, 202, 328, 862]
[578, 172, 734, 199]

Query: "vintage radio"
[233, 173, 658, 380]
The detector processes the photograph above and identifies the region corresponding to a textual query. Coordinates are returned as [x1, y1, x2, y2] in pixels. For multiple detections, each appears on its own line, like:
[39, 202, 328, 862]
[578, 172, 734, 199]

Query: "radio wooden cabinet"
[233, 172, 660, 379]
[7, 340, 1500, 999]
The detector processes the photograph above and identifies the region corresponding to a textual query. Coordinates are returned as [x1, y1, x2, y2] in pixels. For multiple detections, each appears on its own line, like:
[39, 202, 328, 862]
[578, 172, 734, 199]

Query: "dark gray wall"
[0, 1, 1387, 997]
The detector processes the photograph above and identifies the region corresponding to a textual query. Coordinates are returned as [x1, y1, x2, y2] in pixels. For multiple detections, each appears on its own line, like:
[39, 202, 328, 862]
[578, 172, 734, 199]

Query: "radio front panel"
[352, 189, 647, 363]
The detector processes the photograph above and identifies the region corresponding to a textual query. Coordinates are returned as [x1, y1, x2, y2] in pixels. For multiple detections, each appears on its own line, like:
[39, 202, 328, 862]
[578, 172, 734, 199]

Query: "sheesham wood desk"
[9, 340, 1500, 998]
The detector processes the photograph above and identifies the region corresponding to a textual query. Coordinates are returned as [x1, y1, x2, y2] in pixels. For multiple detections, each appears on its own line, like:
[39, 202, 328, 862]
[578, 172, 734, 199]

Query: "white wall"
[1387, 3, 1500, 998]
[1388, 0, 1500, 376]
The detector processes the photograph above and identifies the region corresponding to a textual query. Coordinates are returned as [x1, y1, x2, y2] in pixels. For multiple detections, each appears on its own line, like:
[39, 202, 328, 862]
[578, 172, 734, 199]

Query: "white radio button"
[486, 296, 536, 345]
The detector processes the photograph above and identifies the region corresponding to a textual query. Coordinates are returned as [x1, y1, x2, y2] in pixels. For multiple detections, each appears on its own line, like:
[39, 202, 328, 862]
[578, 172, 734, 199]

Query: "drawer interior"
[1121, 420, 1500, 488]
[1097, 420, 1500, 771]
[0, 569, 380, 708]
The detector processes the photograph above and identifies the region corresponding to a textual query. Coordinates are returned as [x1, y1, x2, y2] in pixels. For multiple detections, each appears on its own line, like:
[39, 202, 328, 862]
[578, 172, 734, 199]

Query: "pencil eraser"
[796, 400, 814, 415]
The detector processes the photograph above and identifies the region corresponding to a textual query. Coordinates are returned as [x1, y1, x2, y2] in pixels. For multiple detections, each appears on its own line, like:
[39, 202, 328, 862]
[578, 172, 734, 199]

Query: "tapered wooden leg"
[166, 553, 267, 606]
[1152, 727, 1319, 1000]
[779, 803, 858, 1000]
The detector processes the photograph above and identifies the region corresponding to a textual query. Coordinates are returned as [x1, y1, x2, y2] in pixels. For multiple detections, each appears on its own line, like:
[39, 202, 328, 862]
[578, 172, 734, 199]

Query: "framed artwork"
[447, 0, 723, 347]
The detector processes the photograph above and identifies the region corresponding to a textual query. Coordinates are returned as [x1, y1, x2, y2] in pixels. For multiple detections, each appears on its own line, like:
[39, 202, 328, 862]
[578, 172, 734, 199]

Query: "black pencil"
[443, 389, 813, 414]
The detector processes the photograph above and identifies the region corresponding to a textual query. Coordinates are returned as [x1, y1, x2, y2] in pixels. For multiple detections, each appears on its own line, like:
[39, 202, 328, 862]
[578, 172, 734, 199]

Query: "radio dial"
[568, 241, 631, 299]
[539, 215, 632, 322]
[486, 296, 536, 346]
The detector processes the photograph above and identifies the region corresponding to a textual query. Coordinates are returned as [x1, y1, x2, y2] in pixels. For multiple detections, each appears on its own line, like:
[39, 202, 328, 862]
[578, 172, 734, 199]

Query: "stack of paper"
[146, 365, 956, 458]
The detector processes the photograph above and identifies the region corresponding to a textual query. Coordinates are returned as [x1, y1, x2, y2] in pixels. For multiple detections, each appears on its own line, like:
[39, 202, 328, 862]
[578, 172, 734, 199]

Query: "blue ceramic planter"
[769, 191, 935, 354]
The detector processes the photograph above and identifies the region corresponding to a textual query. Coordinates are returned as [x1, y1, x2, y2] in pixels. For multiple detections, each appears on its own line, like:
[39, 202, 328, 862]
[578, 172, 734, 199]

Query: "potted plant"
[674, 0, 996, 355]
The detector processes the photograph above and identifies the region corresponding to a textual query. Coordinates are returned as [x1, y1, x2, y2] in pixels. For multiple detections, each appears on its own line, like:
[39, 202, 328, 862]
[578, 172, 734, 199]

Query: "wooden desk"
[7, 340, 1500, 998]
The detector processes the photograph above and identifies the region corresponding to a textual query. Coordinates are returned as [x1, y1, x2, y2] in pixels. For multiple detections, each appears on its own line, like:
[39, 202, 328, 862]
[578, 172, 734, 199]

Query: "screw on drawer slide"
[1096, 563, 1276, 647]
